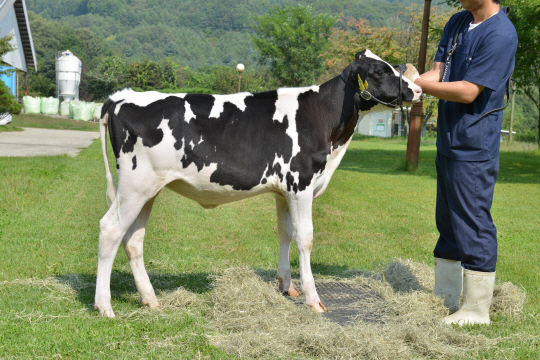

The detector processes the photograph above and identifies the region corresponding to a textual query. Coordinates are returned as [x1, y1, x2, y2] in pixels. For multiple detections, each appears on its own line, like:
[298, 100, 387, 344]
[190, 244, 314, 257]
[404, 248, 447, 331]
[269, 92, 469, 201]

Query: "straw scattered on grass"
[1, 258, 527, 359]
[207, 259, 525, 359]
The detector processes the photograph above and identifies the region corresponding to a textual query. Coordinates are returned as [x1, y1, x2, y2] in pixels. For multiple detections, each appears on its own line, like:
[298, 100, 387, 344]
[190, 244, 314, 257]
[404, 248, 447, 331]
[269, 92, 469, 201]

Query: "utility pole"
[509, 83, 515, 144]
[406, 0, 431, 170]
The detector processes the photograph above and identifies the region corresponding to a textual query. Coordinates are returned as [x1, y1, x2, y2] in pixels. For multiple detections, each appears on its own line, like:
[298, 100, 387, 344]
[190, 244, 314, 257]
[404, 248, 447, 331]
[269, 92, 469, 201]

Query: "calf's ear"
[356, 62, 369, 85]
[355, 50, 366, 60]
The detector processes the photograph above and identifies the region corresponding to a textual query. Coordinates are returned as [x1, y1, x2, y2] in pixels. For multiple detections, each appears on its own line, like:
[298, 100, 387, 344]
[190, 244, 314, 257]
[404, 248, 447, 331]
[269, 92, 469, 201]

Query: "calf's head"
[343, 49, 422, 111]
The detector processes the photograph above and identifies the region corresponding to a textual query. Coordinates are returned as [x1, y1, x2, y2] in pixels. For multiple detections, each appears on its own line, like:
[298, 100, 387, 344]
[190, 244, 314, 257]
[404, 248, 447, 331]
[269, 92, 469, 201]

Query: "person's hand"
[402, 63, 420, 83]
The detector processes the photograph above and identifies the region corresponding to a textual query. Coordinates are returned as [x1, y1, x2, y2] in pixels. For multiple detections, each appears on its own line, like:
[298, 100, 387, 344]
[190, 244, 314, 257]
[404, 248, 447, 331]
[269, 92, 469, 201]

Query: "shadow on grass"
[55, 270, 212, 309]
[341, 148, 540, 184]
[279, 260, 427, 296]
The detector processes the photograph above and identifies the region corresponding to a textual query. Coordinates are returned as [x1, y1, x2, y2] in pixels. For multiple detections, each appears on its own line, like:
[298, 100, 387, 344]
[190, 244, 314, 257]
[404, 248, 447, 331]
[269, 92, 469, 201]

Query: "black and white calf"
[95, 49, 422, 317]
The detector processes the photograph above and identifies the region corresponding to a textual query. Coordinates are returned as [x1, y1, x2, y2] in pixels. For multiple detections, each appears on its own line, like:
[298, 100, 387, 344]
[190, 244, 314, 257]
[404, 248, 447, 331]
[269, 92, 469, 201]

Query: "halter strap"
[340, 64, 406, 108]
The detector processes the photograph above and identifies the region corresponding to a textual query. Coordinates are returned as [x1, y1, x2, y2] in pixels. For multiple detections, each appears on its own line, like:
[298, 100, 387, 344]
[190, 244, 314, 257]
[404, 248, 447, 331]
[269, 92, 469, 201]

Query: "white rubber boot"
[443, 269, 496, 325]
[434, 257, 462, 313]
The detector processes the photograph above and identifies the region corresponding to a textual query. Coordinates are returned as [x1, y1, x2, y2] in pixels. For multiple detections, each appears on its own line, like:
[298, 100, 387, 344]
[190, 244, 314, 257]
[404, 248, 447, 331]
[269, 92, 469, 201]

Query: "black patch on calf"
[109, 91, 299, 191]
[132, 156, 137, 170]
[173, 91, 294, 191]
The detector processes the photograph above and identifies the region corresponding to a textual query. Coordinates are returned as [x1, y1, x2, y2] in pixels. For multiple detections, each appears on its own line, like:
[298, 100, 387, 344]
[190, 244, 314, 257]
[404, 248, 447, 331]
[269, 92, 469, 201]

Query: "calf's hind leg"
[95, 196, 150, 318]
[275, 195, 299, 296]
[122, 197, 158, 308]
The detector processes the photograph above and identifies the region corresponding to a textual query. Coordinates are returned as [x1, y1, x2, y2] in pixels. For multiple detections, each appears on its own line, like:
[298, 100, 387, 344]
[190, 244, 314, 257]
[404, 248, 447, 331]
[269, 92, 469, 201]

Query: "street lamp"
[236, 63, 244, 93]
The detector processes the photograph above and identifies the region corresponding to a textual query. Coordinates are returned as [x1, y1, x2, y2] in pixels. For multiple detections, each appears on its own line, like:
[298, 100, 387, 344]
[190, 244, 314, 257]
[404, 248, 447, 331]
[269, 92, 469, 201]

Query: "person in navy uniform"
[413, 0, 518, 325]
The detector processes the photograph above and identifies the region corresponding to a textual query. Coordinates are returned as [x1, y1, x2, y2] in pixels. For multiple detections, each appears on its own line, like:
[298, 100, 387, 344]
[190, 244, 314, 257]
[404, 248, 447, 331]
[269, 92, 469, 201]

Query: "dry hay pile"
[207, 259, 526, 360]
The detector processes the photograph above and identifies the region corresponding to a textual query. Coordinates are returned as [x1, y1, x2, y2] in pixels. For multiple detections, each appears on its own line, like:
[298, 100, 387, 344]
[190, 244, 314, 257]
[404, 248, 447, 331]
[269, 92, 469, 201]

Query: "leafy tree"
[27, 72, 55, 97]
[163, 41, 179, 57]
[125, 59, 163, 89]
[251, 5, 335, 86]
[505, 0, 540, 145]
[85, 56, 127, 100]
[161, 58, 179, 88]
[323, 18, 400, 73]
[0, 34, 22, 114]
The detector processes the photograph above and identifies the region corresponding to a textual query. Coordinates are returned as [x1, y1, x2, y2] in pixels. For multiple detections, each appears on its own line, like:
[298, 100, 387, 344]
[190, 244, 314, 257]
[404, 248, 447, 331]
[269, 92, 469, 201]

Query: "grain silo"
[56, 50, 81, 101]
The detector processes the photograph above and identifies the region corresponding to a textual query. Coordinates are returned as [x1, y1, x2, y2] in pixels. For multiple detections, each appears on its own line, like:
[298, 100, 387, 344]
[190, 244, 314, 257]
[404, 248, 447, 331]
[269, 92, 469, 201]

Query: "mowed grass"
[5, 113, 100, 132]
[0, 133, 539, 358]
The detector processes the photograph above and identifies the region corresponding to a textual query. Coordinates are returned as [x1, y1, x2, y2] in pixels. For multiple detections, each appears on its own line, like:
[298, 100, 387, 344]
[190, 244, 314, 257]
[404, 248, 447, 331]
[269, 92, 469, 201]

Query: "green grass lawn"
[0, 133, 538, 358]
[1, 113, 100, 132]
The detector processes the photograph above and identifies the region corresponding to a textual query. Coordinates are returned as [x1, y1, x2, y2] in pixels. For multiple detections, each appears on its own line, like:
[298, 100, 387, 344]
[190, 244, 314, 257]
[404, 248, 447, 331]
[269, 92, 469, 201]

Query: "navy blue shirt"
[434, 10, 517, 161]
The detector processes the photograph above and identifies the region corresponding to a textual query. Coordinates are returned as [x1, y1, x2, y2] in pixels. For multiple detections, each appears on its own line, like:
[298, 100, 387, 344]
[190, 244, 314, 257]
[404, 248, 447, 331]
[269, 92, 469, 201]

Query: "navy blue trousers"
[434, 151, 499, 272]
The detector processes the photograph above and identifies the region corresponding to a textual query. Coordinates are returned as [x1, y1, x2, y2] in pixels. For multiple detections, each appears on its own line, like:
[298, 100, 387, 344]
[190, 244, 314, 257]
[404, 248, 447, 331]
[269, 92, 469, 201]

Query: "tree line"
[14, 1, 540, 143]
[25, 0, 427, 69]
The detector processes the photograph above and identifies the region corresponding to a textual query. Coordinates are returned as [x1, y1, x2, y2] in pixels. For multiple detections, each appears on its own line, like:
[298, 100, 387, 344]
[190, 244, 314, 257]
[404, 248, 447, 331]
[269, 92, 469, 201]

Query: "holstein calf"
[95, 49, 422, 317]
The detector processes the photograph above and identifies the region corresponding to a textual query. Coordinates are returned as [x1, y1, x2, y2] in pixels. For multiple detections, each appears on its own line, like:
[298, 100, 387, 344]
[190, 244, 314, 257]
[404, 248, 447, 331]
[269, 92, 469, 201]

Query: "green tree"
[505, 0, 540, 145]
[0, 34, 21, 114]
[85, 56, 127, 100]
[163, 41, 179, 57]
[251, 5, 335, 86]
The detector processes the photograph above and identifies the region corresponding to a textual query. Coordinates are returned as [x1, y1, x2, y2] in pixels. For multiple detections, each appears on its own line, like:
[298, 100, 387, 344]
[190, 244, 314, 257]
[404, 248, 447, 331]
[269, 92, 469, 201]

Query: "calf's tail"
[100, 110, 117, 206]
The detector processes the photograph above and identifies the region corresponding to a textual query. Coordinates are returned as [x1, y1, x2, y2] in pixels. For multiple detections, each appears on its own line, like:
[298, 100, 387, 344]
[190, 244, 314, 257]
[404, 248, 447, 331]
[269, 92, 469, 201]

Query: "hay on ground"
[207, 262, 502, 360]
[491, 282, 526, 318]
[158, 287, 202, 309]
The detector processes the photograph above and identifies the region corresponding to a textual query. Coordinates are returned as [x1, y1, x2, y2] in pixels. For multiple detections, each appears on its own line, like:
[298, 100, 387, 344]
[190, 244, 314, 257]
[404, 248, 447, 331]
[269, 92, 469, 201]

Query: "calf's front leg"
[275, 195, 299, 296]
[286, 190, 325, 312]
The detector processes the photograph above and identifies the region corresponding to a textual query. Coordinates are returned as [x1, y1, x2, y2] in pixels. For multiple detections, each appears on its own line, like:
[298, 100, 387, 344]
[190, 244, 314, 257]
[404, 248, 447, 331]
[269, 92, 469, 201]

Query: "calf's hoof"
[141, 298, 160, 308]
[94, 304, 115, 318]
[277, 277, 300, 297]
[286, 288, 300, 297]
[309, 301, 327, 313]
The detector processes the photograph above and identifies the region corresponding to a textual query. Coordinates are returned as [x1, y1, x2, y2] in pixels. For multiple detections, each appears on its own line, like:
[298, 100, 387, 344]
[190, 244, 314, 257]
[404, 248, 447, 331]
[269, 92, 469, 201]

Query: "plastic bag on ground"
[41, 97, 59, 115]
[23, 96, 41, 114]
[71, 101, 95, 121]
[93, 103, 103, 121]
[60, 101, 70, 116]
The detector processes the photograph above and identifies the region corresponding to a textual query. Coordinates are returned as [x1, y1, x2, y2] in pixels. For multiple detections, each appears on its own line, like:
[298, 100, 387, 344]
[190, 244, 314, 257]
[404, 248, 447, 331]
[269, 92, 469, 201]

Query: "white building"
[0, 0, 37, 97]
[357, 109, 408, 138]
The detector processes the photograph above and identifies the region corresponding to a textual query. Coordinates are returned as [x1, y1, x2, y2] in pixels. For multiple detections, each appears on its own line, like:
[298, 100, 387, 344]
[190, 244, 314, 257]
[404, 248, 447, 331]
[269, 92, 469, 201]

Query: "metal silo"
[56, 50, 81, 102]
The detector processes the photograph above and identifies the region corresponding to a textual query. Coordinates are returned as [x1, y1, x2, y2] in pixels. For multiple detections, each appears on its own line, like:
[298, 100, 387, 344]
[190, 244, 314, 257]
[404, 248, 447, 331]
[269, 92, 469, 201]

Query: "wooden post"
[509, 87, 515, 144]
[406, 0, 431, 170]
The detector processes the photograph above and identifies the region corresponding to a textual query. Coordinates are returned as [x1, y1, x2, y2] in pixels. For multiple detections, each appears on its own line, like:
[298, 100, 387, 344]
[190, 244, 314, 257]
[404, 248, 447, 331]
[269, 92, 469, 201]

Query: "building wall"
[0, 65, 17, 96]
[357, 110, 394, 138]
[0, 6, 27, 72]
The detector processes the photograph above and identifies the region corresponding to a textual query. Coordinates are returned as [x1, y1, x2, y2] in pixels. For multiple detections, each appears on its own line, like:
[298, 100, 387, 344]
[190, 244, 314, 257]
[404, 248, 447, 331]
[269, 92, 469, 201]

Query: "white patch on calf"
[184, 102, 196, 123]
[208, 92, 252, 119]
[273, 86, 320, 158]
[114, 100, 126, 115]
[110, 89, 188, 108]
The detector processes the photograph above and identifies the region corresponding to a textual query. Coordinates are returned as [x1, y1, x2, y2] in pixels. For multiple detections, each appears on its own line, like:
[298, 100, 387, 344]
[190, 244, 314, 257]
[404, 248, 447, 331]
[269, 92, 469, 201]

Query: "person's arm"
[419, 61, 445, 82]
[415, 61, 485, 104]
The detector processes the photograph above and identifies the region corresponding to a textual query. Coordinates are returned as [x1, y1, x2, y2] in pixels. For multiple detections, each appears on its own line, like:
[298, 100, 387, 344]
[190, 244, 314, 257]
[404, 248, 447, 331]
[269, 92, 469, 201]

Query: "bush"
[0, 80, 22, 114]
[515, 129, 538, 143]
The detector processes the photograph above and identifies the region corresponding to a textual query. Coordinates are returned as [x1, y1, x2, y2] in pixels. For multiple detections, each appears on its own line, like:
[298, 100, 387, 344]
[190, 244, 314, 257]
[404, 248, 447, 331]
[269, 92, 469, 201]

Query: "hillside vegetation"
[26, 0, 425, 68]
[20, 0, 538, 141]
